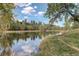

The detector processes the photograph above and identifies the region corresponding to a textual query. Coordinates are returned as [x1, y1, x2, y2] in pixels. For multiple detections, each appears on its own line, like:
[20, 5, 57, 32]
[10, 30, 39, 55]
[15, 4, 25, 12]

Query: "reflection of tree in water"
[0, 32, 53, 56]
[0, 34, 14, 56]
[0, 32, 41, 55]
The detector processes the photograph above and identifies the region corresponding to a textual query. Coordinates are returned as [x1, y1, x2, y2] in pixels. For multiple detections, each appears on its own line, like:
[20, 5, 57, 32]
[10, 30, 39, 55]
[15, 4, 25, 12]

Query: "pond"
[0, 32, 55, 56]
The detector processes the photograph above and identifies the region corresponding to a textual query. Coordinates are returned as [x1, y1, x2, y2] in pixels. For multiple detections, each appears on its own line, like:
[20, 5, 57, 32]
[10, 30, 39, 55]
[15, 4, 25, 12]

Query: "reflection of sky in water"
[12, 36, 42, 56]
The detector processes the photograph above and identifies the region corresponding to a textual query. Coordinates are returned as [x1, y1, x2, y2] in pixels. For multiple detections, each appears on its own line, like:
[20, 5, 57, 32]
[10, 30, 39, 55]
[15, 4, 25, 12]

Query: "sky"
[13, 3, 64, 27]
[14, 3, 49, 24]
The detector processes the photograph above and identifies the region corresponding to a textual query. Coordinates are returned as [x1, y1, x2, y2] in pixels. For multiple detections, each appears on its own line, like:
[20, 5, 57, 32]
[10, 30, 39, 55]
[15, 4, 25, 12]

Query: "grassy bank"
[38, 30, 79, 56]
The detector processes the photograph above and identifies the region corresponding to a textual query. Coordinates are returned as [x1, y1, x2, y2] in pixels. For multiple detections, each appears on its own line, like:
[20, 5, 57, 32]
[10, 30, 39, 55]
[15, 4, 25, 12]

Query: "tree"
[72, 22, 79, 29]
[0, 3, 15, 31]
[45, 3, 79, 25]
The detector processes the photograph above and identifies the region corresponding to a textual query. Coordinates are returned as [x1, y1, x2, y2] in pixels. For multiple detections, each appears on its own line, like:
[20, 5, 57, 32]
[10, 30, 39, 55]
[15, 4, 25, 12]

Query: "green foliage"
[45, 3, 79, 24]
[0, 3, 15, 31]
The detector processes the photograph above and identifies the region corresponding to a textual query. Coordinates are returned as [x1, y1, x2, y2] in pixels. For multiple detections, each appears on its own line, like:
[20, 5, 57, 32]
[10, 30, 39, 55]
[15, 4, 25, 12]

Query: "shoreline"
[0, 30, 63, 33]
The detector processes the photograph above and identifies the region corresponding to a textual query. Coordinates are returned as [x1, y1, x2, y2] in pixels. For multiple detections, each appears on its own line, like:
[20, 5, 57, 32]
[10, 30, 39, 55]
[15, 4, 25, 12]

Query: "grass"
[38, 30, 79, 56]
[59, 31, 79, 49]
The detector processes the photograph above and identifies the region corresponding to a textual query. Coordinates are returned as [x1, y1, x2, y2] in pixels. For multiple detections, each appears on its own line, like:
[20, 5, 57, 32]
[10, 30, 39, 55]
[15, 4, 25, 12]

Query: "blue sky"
[13, 3, 64, 27]
[14, 3, 49, 24]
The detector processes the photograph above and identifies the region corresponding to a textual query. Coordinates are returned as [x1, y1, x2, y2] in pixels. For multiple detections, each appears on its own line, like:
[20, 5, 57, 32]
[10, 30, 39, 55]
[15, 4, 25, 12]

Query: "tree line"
[0, 3, 79, 31]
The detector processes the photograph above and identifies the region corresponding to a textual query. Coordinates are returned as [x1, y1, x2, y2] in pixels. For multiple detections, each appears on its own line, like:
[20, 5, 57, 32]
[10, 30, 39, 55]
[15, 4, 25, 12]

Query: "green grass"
[38, 31, 79, 56]
[59, 31, 79, 48]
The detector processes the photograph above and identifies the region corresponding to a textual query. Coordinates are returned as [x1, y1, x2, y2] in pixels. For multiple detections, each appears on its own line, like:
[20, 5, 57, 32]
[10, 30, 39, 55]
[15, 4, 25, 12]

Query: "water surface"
[0, 32, 54, 56]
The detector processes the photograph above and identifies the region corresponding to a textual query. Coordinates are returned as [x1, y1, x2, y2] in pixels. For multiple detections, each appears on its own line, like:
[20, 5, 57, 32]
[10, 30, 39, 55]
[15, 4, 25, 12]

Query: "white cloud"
[21, 6, 36, 14]
[34, 6, 37, 9]
[24, 16, 28, 19]
[32, 9, 36, 12]
[14, 3, 26, 7]
[14, 3, 32, 7]
[38, 11, 45, 16]
[18, 3, 26, 7]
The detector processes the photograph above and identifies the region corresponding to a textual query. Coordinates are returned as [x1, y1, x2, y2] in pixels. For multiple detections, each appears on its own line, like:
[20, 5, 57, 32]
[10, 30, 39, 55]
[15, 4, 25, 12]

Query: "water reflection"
[0, 32, 53, 56]
[0, 32, 55, 56]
